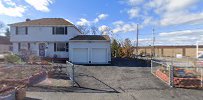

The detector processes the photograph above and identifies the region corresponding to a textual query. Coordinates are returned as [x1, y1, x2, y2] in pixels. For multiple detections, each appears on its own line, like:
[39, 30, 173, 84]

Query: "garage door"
[73, 48, 88, 63]
[92, 48, 107, 64]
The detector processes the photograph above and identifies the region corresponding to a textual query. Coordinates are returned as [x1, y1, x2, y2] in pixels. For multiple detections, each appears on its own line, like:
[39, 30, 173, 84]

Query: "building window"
[52, 27, 67, 35]
[54, 42, 68, 52]
[18, 43, 30, 51]
[16, 27, 28, 35]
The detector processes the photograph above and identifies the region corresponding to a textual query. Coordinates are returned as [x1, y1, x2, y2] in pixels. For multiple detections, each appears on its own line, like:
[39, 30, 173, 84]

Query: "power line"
[152, 28, 155, 57]
[136, 24, 139, 56]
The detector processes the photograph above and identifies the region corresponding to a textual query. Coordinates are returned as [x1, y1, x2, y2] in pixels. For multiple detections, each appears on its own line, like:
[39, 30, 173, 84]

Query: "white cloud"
[76, 18, 90, 26]
[113, 21, 124, 26]
[124, 0, 143, 5]
[127, 8, 139, 18]
[0, 0, 26, 17]
[142, 16, 157, 26]
[3, 0, 16, 6]
[98, 25, 109, 31]
[160, 12, 203, 26]
[123, 0, 203, 26]
[112, 21, 138, 33]
[151, 0, 202, 26]
[159, 29, 203, 37]
[166, 0, 197, 12]
[77, 13, 109, 26]
[98, 14, 108, 20]
[139, 29, 203, 46]
[98, 25, 111, 35]
[25, 0, 53, 12]
[94, 14, 108, 23]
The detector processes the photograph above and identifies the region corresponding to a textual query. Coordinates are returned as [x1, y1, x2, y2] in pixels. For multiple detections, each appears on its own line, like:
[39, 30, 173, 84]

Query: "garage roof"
[8, 18, 73, 26]
[0, 36, 11, 45]
[70, 35, 110, 41]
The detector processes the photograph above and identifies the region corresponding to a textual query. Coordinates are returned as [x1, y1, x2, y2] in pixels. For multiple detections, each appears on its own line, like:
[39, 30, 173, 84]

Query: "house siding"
[10, 26, 80, 42]
[10, 26, 80, 58]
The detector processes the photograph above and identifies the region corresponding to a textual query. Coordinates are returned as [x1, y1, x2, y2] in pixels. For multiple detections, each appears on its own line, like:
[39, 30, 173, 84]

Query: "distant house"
[9, 18, 111, 64]
[0, 36, 12, 53]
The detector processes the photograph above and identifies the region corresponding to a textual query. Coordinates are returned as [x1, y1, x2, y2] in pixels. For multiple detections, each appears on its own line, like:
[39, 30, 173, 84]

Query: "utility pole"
[152, 28, 155, 57]
[136, 24, 139, 57]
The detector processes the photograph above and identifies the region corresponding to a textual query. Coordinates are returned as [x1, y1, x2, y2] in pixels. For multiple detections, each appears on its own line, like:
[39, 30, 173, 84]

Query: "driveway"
[26, 59, 203, 100]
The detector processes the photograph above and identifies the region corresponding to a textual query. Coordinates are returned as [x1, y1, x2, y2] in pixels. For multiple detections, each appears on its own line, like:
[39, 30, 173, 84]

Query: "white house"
[69, 35, 111, 64]
[9, 18, 111, 64]
[9, 18, 81, 58]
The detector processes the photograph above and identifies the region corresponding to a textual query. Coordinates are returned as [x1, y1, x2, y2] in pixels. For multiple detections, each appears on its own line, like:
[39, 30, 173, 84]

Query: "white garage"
[69, 35, 111, 64]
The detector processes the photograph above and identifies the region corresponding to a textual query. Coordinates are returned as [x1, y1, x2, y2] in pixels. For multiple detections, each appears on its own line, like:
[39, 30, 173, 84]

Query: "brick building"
[135, 45, 203, 58]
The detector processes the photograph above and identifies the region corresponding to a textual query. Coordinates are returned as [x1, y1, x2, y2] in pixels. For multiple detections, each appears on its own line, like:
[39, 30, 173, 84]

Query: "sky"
[1, 0, 203, 46]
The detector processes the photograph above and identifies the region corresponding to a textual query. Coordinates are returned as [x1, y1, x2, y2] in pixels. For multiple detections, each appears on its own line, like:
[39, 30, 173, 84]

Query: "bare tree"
[100, 26, 112, 35]
[77, 25, 90, 35]
[91, 26, 99, 35]
[5, 28, 10, 38]
[122, 38, 134, 58]
[77, 25, 112, 35]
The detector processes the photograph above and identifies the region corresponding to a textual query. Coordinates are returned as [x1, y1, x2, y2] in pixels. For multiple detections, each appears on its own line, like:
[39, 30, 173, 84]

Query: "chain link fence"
[66, 61, 75, 86]
[151, 60, 171, 85]
[65, 61, 120, 93]
[151, 60, 203, 89]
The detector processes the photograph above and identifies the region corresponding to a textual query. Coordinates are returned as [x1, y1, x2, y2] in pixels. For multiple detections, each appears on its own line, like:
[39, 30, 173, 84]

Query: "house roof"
[70, 35, 110, 41]
[8, 18, 73, 26]
[0, 36, 11, 45]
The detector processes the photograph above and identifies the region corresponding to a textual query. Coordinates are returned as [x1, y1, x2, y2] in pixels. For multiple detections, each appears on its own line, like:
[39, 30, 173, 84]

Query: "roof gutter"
[69, 40, 110, 42]
[8, 24, 75, 27]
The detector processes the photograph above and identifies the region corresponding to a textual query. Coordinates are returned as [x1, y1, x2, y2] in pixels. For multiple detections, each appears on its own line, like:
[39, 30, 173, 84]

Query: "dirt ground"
[26, 58, 203, 100]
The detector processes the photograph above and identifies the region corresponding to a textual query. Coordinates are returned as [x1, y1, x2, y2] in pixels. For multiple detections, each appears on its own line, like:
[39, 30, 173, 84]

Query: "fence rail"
[151, 60, 203, 89]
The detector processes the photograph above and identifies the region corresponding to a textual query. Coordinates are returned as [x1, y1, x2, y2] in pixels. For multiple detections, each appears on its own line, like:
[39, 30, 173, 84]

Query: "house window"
[52, 27, 67, 35]
[16, 27, 28, 35]
[18, 43, 30, 51]
[54, 42, 68, 52]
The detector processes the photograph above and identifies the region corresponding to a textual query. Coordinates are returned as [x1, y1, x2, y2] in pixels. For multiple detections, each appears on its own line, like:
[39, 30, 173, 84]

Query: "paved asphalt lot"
[26, 58, 203, 100]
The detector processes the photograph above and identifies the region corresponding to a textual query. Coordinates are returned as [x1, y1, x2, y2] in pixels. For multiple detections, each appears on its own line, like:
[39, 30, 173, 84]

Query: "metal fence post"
[72, 64, 75, 86]
[151, 60, 153, 74]
[169, 65, 174, 87]
[201, 68, 203, 88]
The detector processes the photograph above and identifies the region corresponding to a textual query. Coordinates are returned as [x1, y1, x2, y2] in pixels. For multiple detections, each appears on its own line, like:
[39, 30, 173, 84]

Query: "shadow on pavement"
[24, 97, 41, 100]
[27, 85, 118, 93]
[111, 58, 151, 67]
[78, 58, 151, 67]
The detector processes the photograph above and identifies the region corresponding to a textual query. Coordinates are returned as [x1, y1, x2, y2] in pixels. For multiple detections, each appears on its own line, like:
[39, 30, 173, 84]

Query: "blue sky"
[1, 0, 203, 46]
